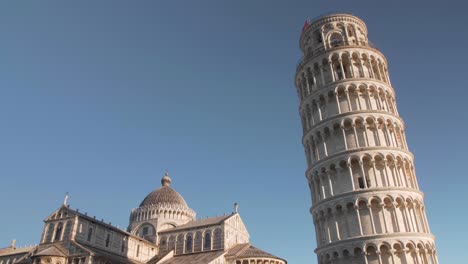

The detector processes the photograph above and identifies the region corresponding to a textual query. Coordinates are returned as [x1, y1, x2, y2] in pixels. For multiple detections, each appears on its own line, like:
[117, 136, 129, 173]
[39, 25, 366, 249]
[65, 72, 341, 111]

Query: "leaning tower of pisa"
[294, 14, 438, 264]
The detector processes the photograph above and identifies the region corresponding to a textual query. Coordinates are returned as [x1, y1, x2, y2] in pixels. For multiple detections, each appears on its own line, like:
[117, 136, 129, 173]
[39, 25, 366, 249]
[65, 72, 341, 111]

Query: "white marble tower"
[294, 13, 438, 264]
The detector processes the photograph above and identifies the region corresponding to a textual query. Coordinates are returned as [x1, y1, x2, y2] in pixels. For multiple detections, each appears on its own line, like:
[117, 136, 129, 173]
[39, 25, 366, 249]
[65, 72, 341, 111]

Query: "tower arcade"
[294, 13, 438, 264]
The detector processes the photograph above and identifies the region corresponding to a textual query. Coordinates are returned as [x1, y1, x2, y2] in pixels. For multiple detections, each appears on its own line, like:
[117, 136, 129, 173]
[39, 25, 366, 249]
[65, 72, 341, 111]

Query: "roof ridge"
[158, 214, 234, 233]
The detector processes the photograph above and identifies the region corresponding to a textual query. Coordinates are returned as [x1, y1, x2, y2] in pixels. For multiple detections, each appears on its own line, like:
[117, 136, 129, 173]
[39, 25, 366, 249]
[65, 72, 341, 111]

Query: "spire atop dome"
[161, 170, 172, 186]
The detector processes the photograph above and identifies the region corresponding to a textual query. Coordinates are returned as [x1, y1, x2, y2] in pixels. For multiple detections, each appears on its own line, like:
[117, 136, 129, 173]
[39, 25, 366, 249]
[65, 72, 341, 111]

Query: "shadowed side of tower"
[294, 13, 438, 264]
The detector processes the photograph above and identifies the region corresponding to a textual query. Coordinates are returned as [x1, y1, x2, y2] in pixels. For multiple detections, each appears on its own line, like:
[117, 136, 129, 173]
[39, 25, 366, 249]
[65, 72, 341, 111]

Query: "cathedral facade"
[0, 173, 286, 264]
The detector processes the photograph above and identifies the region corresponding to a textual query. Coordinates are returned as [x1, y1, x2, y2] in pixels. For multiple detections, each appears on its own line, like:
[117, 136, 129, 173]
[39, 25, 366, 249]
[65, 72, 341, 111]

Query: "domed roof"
[139, 172, 189, 208]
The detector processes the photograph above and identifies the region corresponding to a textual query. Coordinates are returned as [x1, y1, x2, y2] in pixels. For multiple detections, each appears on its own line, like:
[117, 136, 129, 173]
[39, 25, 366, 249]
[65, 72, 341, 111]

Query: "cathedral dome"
[139, 172, 189, 208]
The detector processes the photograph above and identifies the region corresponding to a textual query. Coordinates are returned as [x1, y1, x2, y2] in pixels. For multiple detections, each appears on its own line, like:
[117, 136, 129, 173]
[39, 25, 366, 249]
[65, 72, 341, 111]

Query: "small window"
[136, 245, 140, 257]
[105, 234, 111, 247]
[87, 227, 93, 242]
[121, 238, 126, 253]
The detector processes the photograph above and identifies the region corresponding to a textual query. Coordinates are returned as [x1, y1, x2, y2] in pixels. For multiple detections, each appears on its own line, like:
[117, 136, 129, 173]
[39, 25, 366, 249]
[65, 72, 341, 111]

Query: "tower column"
[339, 59, 345, 79]
[335, 92, 341, 114]
[328, 60, 336, 82]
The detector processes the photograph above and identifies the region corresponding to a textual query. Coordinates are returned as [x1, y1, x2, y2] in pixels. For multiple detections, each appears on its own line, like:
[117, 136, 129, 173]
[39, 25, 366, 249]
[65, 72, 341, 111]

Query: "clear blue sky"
[0, 1, 466, 263]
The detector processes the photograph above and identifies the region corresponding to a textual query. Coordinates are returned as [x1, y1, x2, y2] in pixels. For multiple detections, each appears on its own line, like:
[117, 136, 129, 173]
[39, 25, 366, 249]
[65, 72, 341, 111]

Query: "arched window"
[330, 32, 343, 48]
[45, 223, 55, 243]
[213, 229, 222, 250]
[168, 235, 175, 251]
[136, 245, 140, 257]
[176, 234, 184, 254]
[54, 223, 63, 241]
[203, 232, 211, 251]
[185, 234, 193, 253]
[194, 231, 202, 252]
[63, 221, 72, 240]
[137, 224, 156, 243]
[159, 236, 167, 251]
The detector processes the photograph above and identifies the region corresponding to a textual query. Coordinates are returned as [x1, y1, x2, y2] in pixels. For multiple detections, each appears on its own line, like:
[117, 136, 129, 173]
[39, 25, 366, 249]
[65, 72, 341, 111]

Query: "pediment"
[44, 206, 76, 222]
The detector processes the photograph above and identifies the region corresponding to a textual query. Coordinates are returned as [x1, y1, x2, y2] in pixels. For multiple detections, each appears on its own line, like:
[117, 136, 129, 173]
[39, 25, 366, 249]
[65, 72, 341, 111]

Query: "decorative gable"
[223, 214, 250, 249]
[41, 206, 77, 244]
[44, 206, 76, 222]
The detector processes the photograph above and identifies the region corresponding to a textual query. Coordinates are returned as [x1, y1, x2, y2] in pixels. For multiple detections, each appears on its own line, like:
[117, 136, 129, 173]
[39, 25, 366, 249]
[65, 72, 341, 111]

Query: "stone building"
[294, 13, 439, 264]
[0, 173, 286, 264]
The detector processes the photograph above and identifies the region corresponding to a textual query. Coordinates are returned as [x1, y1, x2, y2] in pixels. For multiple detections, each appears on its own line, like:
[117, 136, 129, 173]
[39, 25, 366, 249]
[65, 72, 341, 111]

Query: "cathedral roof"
[157, 250, 225, 264]
[237, 245, 281, 259]
[76, 243, 145, 264]
[139, 172, 189, 208]
[225, 243, 285, 261]
[0, 245, 36, 257]
[34, 245, 66, 257]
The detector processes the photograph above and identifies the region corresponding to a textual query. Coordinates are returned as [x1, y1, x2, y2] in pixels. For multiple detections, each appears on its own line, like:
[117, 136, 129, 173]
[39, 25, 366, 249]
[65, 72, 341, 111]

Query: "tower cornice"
[309, 188, 425, 213]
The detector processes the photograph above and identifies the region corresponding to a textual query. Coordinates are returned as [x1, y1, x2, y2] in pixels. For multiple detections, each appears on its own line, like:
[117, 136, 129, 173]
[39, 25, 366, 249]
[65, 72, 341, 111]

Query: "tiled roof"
[0, 246, 36, 257]
[238, 245, 281, 259]
[225, 243, 250, 257]
[146, 251, 172, 264]
[159, 214, 234, 233]
[158, 250, 225, 264]
[0, 247, 10, 255]
[226, 243, 285, 262]
[76, 242, 145, 264]
[34, 246, 66, 257]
